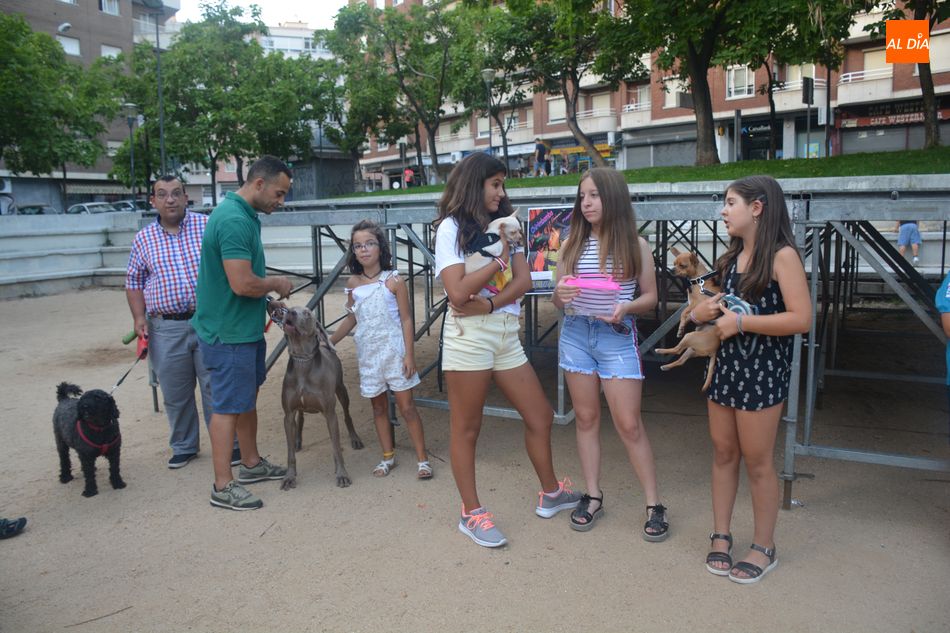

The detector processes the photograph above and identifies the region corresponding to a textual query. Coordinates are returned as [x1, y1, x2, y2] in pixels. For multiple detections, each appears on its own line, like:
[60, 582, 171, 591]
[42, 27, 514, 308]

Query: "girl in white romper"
[330, 220, 432, 479]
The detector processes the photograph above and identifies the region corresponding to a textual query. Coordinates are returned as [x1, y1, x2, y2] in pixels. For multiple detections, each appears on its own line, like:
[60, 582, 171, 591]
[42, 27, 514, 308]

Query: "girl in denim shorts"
[434, 153, 581, 549]
[552, 167, 669, 540]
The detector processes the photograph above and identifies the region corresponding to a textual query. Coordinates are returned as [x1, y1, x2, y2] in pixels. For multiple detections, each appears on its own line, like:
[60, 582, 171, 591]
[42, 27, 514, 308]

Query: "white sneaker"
[913, 256, 920, 266]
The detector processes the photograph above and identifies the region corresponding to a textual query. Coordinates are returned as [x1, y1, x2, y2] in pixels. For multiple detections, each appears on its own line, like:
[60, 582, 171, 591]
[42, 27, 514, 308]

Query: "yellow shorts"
[442, 312, 527, 372]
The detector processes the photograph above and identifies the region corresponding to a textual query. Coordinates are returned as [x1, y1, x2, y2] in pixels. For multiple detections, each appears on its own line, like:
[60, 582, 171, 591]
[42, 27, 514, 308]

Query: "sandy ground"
[1, 287, 948, 633]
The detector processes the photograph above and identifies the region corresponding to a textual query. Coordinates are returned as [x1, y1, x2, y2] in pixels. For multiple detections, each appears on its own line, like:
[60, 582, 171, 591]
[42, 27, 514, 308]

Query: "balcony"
[837, 67, 894, 105]
[620, 101, 652, 129]
[133, 19, 181, 48]
[773, 78, 828, 111]
[575, 108, 618, 135]
[433, 131, 474, 154]
[491, 121, 533, 145]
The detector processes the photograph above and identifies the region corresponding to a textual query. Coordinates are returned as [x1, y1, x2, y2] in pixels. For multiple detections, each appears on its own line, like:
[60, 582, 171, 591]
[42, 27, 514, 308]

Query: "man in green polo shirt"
[193, 155, 294, 511]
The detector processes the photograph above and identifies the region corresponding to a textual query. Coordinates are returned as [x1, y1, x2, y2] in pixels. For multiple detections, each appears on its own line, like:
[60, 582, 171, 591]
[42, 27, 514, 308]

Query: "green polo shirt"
[192, 192, 266, 344]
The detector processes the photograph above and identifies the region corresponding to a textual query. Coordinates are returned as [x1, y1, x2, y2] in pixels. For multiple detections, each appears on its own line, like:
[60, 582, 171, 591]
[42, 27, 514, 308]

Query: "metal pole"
[485, 79, 492, 157]
[128, 116, 136, 201]
[155, 16, 166, 175]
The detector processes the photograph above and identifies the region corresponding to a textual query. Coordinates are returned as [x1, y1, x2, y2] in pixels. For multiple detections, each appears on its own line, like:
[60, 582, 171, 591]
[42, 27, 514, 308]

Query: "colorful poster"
[528, 206, 573, 285]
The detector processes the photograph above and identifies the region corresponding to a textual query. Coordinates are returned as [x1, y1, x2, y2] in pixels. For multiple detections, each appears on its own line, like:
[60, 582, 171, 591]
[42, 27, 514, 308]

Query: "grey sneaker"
[237, 456, 287, 484]
[210, 481, 262, 511]
[458, 506, 507, 548]
[536, 478, 583, 518]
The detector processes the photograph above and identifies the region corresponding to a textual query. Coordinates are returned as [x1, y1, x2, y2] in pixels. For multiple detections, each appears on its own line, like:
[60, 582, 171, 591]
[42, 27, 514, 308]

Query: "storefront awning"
[66, 183, 131, 195]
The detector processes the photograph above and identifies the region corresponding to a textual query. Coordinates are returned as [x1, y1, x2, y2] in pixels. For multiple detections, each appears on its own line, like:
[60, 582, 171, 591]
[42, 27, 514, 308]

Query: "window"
[106, 141, 121, 158]
[663, 77, 687, 108]
[726, 66, 755, 99]
[99, 0, 120, 16]
[57, 35, 81, 56]
[547, 98, 566, 123]
[376, 139, 389, 152]
[591, 92, 611, 113]
[100, 45, 122, 58]
[864, 48, 887, 71]
[375, 0, 385, 8]
[58, 0, 77, 4]
[477, 116, 490, 138]
[394, 0, 404, 5]
[786, 63, 816, 83]
[916, 32, 950, 74]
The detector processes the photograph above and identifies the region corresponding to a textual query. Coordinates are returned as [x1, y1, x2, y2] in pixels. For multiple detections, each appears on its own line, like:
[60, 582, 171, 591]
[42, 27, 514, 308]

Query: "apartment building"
[357, 2, 950, 189]
[0, 0, 180, 211]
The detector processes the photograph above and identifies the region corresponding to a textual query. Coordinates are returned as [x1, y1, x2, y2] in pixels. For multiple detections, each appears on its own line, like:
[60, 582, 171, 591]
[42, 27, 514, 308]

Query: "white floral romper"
[347, 271, 421, 398]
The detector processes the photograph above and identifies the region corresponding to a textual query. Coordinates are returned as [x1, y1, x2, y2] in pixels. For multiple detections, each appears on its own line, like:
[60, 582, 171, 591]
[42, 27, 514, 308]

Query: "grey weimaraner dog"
[279, 306, 364, 488]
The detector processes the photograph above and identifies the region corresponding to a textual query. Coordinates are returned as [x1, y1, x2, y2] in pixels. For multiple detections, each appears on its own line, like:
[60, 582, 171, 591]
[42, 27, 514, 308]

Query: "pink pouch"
[562, 274, 621, 316]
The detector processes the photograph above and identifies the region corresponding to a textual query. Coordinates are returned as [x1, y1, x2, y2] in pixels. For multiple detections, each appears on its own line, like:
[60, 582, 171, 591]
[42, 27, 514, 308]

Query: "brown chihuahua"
[655, 247, 722, 392]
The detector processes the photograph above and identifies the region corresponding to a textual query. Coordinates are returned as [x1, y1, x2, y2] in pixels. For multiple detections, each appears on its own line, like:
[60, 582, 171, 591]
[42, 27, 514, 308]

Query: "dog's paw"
[82, 488, 98, 498]
[111, 478, 126, 490]
[351, 437, 364, 450]
[280, 476, 297, 491]
[59, 473, 74, 484]
[335, 474, 351, 488]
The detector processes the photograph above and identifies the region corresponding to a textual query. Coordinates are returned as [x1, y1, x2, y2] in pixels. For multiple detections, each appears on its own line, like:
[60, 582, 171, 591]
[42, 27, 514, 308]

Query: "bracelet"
[736, 313, 744, 335]
[493, 256, 508, 272]
[689, 311, 701, 325]
[487, 297, 495, 313]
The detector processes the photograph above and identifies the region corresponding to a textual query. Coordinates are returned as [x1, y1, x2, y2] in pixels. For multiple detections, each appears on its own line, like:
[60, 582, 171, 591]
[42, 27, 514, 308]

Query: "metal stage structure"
[263, 175, 950, 510]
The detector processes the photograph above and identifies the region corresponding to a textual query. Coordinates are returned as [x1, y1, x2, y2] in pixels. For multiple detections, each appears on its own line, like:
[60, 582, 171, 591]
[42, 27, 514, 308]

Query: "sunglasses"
[610, 322, 631, 336]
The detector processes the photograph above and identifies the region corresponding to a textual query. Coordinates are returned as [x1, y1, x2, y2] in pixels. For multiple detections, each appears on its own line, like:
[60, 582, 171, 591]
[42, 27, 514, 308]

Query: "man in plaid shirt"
[126, 176, 237, 469]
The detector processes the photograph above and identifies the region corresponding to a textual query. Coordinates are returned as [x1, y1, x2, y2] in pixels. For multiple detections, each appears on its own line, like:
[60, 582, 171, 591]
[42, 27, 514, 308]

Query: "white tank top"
[569, 235, 638, 315]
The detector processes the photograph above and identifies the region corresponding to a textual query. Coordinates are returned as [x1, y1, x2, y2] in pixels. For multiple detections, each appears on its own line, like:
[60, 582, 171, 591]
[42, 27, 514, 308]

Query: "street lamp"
[142, 0, 166, 174]
[481, 68, 496, 158]
[122, 102, 138, 202]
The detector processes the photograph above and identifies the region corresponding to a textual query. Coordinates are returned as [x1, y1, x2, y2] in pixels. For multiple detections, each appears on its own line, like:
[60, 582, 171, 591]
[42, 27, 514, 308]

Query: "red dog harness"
[76, 419, 120, 456]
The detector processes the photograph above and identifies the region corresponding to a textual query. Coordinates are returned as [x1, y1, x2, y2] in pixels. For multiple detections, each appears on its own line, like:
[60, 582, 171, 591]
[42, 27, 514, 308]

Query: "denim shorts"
[558, 314, 643, 380]
[198, 338, 266, 414]
[898, 223, 921, 247]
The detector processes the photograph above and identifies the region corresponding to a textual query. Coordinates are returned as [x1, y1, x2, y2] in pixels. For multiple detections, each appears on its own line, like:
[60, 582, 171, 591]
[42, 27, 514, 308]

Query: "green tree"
[0, 14, 122, 181]
[864, 1, 950, 149]
[449, 3, 531, 171]
[718, 1, 861, 159]
[507, 0, 619, 168]
[599, 0, 749, 165]
[331, 1, 463, 182]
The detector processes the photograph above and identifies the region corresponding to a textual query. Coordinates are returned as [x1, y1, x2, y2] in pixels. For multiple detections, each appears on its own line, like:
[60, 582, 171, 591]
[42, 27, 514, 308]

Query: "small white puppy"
[464, 213, 524, 273]
[453, 212, 523, 335]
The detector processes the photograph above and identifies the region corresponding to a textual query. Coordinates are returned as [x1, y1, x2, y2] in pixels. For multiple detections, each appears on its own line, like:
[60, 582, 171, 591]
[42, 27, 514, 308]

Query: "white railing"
[778, 78, 828, 91]
[576, 108, 617, 119]
[622, 101, 651, 112]
[838, 67, 893, 84]
[435, 131, 473, 143]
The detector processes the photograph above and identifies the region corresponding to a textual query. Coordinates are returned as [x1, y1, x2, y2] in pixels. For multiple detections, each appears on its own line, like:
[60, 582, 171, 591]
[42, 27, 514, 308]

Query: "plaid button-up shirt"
[126, 211, 207, 316]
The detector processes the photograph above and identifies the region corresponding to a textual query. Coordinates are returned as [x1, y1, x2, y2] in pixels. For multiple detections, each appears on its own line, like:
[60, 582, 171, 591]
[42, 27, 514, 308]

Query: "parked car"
[66, 202, 121, 214]
[113, 199, 150, 212]
[14, 204, 60, 215]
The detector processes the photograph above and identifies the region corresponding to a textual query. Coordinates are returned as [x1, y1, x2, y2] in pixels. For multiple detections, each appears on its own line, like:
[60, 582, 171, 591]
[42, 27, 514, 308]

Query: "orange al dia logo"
[886, 19, 930, 64]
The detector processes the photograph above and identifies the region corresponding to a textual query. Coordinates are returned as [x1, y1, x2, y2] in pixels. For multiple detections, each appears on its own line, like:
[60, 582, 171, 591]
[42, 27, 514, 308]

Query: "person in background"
[126, 175, 239, 470]
[896, 220, 921, 266]
[533, 138, 549, 177]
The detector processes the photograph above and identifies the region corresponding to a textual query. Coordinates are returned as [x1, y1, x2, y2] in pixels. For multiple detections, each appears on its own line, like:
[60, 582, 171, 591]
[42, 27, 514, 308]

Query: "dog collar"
[76, 419, 120, 456]
[688, 270, 718, 286]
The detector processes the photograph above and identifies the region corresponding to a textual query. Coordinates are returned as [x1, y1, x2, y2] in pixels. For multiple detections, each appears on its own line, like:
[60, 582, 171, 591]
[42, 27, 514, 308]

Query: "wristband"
[487, 297, 495, 313]
[737, 314, 744, 335]
[493, 256, 507, 272]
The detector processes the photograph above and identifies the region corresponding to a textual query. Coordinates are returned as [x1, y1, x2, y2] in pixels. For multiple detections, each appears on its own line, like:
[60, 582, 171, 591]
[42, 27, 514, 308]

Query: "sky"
[175, 0, 350, 30]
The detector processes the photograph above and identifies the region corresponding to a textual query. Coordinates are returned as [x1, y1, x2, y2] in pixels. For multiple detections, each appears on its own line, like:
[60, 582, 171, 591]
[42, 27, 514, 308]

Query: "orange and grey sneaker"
[458, 506, 507, 548]
[536, 477, 583, 518]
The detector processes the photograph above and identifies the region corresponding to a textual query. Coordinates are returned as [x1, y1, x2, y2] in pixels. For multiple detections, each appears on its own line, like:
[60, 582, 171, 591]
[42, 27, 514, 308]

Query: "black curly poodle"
[53, 382, 126, 498]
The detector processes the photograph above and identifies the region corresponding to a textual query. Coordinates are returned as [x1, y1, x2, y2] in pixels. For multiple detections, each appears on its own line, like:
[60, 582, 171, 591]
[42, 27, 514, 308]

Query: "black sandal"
[705, 532, 733, 576]
[0, 517, 27, 539]
[569, 493, 604, 532]
[729, 543, 778, 584]
[642, 504, 670, 542]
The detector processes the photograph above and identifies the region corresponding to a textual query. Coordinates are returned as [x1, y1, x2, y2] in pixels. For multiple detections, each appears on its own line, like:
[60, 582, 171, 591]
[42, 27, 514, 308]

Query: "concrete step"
[0, 248, 103, 277]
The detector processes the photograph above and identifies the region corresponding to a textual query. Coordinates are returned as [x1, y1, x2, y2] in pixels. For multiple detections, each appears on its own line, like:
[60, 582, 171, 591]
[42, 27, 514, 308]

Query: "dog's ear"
[670, 245, 682, 257]
[689, 253, 699, 265]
